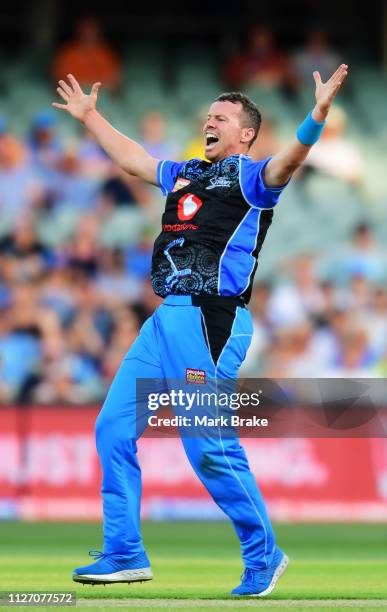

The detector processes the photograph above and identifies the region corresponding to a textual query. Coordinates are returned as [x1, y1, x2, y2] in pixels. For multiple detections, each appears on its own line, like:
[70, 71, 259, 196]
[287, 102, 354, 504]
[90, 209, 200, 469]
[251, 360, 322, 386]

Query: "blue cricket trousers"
[95, 295, 275, 570]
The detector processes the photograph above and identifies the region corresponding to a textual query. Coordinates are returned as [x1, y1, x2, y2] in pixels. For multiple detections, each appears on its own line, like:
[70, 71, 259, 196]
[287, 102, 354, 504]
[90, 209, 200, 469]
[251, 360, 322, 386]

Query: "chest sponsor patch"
[186, 368, 206, 385]
[172, 178, 191, 192]
[163, 223, 198, 232]
[177, 193, 203, 221]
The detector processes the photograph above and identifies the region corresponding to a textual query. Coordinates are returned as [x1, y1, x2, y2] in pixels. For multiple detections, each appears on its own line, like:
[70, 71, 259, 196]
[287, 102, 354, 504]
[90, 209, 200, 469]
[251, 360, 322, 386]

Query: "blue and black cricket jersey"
[151, 154, 288, 304]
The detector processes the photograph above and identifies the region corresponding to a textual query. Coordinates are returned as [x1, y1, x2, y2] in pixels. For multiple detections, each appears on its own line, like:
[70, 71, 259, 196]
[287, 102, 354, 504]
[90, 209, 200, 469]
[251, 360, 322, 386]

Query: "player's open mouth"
[205, 133, 219, 148]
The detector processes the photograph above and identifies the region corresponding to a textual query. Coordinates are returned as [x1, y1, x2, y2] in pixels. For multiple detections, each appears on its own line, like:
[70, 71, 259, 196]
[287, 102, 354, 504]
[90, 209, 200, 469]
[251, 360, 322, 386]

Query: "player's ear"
[241, 127, 255, 146]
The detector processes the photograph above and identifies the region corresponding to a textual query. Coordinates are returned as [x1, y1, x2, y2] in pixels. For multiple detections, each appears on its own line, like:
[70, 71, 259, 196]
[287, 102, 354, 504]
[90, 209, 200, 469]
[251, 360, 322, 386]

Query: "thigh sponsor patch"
[186, 368, 206, 385]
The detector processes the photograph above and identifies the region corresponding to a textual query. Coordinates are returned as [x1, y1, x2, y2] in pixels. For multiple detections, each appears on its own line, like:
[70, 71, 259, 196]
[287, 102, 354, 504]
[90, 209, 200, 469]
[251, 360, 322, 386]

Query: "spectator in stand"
[320, 223, 387, 285]
[0, 215, 50, 280]
[0, 121, 44, 226]
[339, 223, 386, 284]
[304, 106, 363, 185]
[292, 31, 341, 86]
[50, 146, 100, 212]
[0, 279, 66, 401]
[28, 110, 63, 177]
[33, 315, 104, 404]
[99, 167, 152, 209]
[39, 263, 77, 327]
[53, 16, 121, 92]
[260, 324, 313, 378]
[364, 288, 387, 359]
[277, 322, 316, 377]
[343, 274, 373, 314]
[77, 129, 112, 179]
[94, 248, 142, 304]
[224, 26, 294, 92]
[0, 306, 42, 402]
[249, 116, 280, 161]
[322, 322, 378, 377]
[101, 305, 141, 384]
[125, 227, 154, 282]
[240, 282, 272, 375]
[140, 111, 178, 160]
[268, 255, 326, 327]
[0, 117, 26, 166]
[307, 308, 349, 373]
[65, 214, 101, 277]
[0, 255, 11, 308]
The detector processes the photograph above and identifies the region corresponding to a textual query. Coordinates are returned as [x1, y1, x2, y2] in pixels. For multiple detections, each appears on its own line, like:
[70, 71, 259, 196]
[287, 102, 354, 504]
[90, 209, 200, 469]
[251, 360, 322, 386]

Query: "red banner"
[1, 406, 387, 521]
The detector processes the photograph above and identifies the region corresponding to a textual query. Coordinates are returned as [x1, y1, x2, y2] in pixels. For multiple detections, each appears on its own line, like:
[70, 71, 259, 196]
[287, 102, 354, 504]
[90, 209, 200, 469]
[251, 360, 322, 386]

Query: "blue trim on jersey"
[239, 155, 289, 209]
[218, 206, 261, 296]
[157, 160, 186, 195]
[157, 160, 167, 196]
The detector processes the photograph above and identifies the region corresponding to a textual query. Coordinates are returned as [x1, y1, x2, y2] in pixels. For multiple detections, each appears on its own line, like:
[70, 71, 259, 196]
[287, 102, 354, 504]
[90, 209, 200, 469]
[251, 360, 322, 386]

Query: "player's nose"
[204, 119, 216, 131]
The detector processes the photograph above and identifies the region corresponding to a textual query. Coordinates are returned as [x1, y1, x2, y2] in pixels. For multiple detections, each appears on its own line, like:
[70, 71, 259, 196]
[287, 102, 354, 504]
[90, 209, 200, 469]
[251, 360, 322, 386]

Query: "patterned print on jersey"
[152, 154, 288, 303]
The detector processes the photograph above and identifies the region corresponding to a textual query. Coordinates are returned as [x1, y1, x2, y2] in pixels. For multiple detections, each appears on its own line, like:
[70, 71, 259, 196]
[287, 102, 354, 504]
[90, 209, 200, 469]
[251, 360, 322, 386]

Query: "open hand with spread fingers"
[52, 74, 101, 122]
[313, 63, 348, 121]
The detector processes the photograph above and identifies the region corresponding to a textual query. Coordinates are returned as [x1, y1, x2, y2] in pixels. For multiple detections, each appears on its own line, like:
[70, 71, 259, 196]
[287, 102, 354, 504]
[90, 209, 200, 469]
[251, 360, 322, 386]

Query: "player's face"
[203, 101, 252, 162]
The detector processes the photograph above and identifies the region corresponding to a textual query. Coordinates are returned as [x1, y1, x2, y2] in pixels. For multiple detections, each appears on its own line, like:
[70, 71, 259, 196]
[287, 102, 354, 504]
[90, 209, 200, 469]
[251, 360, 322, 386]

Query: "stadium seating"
[0, 52, 384, 268]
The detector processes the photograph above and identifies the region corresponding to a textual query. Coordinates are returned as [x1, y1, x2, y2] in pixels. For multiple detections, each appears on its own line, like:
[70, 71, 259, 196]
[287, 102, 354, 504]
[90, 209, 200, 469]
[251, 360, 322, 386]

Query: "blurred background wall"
[0, 0, 387, 521]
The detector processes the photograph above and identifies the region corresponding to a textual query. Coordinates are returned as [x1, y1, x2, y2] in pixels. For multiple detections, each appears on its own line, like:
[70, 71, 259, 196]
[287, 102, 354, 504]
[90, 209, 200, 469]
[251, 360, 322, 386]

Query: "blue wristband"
[296, 111, 325, 146]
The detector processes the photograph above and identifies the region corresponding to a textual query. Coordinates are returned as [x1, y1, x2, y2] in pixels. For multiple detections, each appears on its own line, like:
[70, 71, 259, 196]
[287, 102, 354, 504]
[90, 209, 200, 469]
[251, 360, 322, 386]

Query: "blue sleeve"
[157, 160, 186, 196]
[240, 155, 290, 209]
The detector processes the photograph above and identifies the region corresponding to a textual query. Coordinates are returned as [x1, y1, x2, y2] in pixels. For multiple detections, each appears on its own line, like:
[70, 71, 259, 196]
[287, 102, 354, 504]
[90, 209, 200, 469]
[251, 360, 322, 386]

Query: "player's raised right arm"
[52, 74, 158, 185]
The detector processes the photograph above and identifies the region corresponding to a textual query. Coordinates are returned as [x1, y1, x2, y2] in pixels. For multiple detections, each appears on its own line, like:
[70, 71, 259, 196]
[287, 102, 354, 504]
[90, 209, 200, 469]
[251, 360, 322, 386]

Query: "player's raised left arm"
[263, 64, 349, 188]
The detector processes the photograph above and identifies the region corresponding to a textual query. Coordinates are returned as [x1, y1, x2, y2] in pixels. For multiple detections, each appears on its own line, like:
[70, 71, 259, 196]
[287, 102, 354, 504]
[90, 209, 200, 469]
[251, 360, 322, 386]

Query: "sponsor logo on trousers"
[186, 368, 206, 384]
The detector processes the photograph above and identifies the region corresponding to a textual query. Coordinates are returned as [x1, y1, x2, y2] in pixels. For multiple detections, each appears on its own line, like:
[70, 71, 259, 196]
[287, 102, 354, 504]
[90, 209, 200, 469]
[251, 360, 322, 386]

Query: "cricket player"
[53, 63, 348, 596]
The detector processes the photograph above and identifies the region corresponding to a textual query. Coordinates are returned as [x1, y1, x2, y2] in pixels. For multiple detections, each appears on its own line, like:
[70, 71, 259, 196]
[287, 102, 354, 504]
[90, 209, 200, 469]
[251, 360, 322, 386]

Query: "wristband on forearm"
[296, 111, 326, 146]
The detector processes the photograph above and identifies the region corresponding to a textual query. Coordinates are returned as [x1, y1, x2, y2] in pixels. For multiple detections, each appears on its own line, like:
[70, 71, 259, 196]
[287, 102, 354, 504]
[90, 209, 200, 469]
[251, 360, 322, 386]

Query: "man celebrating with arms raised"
[53, 63, 348, 597]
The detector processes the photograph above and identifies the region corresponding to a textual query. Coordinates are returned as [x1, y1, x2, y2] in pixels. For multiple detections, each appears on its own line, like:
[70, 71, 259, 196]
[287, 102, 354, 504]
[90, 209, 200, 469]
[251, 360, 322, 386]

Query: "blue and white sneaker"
[232, 547, 289, 597]
[72, 550, 153, 585]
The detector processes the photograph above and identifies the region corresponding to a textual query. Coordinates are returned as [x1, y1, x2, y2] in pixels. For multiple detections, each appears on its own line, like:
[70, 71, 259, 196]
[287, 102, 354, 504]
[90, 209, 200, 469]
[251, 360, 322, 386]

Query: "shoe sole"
[72, 567, 153, 585]
[251, 553, 289, 598]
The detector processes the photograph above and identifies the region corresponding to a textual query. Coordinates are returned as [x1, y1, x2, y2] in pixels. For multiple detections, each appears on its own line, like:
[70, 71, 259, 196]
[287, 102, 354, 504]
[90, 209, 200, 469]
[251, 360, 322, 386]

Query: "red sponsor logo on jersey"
[172, 178, 191, 192]
[163, 223, 198, 232]
[186, 368, 206, 385]
[177, 193, 203, 221]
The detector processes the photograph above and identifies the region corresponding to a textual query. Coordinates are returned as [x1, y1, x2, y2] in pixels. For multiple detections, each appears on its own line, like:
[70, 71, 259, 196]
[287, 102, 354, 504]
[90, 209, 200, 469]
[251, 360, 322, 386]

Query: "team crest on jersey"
[206, 177, 232, 190]
[177, 193, 203, 220]
[172, 178, 191, 192]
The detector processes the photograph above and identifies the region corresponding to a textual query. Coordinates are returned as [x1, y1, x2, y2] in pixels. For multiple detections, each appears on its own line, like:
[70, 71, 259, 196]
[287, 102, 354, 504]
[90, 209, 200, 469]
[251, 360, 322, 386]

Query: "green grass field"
[0, 522, 386, 611]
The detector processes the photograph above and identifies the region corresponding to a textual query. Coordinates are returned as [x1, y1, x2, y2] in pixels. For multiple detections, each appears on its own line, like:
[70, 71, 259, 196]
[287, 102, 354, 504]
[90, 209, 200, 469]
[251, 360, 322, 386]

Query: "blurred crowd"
[224, 26, 342, 93]
[0, 105, 167, 403]
[0, 18, 384, 404]
[51, 18, 343, 94]
[244, 224, 387, 378]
